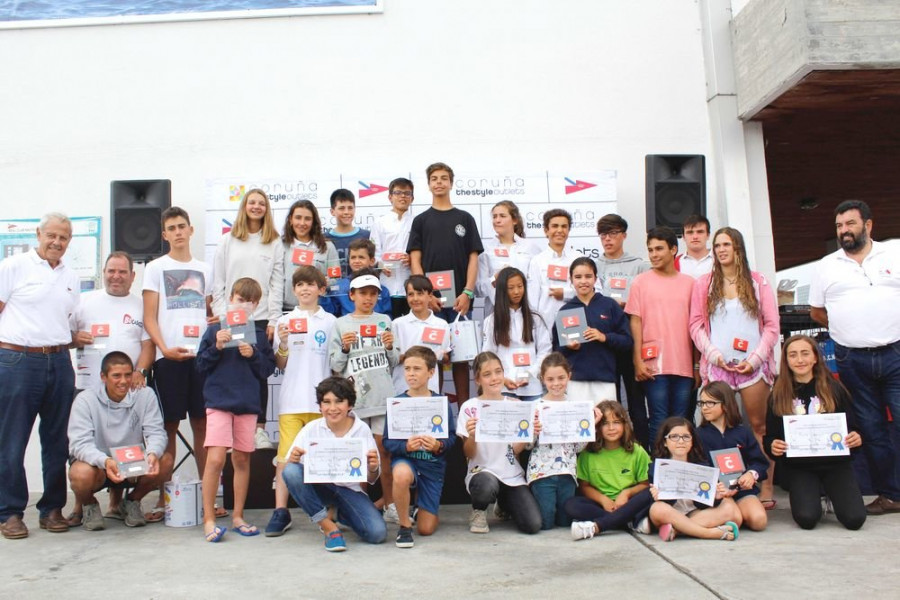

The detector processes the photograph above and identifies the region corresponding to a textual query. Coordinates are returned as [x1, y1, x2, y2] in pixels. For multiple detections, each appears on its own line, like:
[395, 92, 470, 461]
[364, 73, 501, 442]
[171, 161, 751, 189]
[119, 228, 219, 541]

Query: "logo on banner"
[358, 181, 389, 198]
[221, 219, 232, 234]
[229, 185, 246, 202]
[564, 177, 597, 195]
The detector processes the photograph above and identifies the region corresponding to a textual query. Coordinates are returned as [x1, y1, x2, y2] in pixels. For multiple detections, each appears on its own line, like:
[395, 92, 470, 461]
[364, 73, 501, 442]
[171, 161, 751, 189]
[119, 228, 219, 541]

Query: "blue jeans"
[0, 348, 74, 521]
[281, 462, 386, 544]
[643, 375, 693, 445]
[835, 341, 900, 500]
[530, 475, 577, 529]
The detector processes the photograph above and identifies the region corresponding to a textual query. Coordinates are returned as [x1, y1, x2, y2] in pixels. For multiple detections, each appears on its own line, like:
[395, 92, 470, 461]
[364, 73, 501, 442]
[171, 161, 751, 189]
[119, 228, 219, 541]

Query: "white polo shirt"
[678, 251, 713, 279]
[0, 249, 79, 346]
[390, 310, 449, 394]
[809, 241, 900, 348]
[371, 209, 413, 297]
[275, 306, 337, 415]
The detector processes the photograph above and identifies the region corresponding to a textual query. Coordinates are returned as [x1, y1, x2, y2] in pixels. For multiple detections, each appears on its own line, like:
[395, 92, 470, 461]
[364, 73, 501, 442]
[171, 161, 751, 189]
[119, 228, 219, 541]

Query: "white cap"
[349, 274, 381, 290]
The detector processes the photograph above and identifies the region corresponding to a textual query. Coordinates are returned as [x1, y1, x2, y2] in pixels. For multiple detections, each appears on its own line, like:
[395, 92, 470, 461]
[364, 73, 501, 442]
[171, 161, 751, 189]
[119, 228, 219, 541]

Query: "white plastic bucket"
[164, 480, 202, 527]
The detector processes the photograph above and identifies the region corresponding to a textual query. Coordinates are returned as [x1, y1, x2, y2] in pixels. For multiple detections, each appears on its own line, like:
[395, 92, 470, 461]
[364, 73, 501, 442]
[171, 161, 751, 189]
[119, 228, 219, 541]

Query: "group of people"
[1, 162, 897, 552]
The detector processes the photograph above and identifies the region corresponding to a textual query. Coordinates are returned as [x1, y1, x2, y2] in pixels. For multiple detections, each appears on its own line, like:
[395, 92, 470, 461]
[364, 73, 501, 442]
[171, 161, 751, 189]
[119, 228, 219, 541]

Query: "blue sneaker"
[265, 508, 292, 537]
[324, 530, 346, 552]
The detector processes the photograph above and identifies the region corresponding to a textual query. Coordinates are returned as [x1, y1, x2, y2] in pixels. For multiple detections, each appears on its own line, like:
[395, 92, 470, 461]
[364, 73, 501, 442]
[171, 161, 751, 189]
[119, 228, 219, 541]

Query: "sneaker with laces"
[123, 499, 146, 528]
[255, 428, 276, 450]
[469, 509, 489, 534]
[395, 526, 414, 548]
[383, 503, 400, 524]
[324, 530, 347, 552]
[83, 503, 105, 531]
[265, 508, 293, 537]
[629, 516, 651, 535]
[571, 520, 596, 541]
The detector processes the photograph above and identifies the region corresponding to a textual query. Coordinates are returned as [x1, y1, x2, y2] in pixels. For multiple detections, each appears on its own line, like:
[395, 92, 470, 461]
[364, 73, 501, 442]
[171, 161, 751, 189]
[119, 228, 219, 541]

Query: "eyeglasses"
[599, 231, 624, 238]
[665, 434, 692, 442]
[698, 400, 723, 409]
[390, 191, 413, 198]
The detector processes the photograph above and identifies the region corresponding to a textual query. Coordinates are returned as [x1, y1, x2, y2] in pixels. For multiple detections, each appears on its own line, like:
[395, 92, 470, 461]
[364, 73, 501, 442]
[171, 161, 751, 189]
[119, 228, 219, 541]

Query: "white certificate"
[386, 396, 449, 439]
[303, 437, 368, 484]
[75, 348, 102, 390]
[537, 400, 595, 444]
[653, 459, 720, 507]
[783, 413, 850, 458]
[474, 400, 535, 444]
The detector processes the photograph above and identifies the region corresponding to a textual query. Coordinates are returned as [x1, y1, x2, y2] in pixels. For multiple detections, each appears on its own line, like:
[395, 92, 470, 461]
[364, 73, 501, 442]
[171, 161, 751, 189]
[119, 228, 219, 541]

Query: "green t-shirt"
[575, 445, 650, 500]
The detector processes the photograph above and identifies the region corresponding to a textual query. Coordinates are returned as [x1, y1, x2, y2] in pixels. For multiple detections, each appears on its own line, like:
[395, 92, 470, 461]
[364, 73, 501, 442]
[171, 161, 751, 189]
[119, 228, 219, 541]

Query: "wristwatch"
[139, 368, 150, 379]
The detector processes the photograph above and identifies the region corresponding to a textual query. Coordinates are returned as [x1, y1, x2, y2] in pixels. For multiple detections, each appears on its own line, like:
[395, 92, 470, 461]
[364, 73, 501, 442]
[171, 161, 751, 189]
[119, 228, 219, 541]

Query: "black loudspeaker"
[645, 155, 705, 232]
[111, 180, 172, 262]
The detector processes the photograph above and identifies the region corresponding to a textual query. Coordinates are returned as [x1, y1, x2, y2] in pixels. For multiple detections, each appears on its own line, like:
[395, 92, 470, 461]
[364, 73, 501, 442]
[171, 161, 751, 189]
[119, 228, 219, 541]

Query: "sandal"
[145, 506, 165, 523]
[214, 504, 229, 519]
[65, 512, 83, 528]
[658, 523, 675, 542]
[205, 525, 227, 543]
[234, 523, 260, 537]
[717, 521, 739, 541]
[760, 498, 777, 510]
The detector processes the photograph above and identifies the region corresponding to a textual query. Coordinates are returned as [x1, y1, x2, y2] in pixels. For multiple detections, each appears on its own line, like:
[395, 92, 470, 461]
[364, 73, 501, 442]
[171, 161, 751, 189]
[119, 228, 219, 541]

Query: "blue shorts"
[391, 457, 446, 516]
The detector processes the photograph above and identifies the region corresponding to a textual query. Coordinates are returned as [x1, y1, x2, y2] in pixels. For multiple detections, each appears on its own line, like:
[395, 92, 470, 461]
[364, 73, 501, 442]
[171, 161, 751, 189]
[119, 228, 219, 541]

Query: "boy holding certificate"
[282, 377, 384, 551]
[382, 346, 456, 548]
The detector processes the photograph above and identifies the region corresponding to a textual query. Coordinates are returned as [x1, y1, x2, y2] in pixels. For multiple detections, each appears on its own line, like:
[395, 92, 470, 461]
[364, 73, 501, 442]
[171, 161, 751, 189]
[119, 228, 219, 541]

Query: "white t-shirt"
[481, 308, 552, 397]
[809, 241, 900, 348]
[371, 210, 413, 297]
[527, 245, 591, 324]
[456, 397, 528, 490]
[275, 306, 337, 415]
[211, 231, 285, 325]
[290, 414, 378, 493]
[142, 255, 213, 360]
[708, 297, 763, 365]
[71, 291, 150, 389]
[678, 251, 713, 279]
[0, 249, 79, 346]
[390, 310, 449, 394]
[477, 235, 541, 315]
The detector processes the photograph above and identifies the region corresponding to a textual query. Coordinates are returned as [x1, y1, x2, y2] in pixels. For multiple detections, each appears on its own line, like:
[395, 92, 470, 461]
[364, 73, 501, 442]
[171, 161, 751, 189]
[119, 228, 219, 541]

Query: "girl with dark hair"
[482, 267, 551, 401]
[763, 335, 866, 530]
[281, 200, 339, 311]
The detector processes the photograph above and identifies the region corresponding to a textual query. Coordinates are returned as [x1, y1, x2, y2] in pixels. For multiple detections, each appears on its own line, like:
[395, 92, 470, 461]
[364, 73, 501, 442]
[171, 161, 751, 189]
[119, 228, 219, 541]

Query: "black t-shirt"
[407, 207, 484, 292]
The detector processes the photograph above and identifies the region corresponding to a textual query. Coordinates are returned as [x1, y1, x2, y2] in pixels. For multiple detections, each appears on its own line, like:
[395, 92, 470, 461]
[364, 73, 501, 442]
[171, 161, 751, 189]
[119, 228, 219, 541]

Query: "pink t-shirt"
[625, 269, 694, 377]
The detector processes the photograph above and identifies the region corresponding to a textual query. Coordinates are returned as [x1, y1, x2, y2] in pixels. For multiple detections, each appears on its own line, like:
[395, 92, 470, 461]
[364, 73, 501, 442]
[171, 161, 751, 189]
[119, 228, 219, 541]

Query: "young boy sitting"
[265, 265, 337, 536]
[327, 240, 392, 317]
[382, 346, 456, 548]
[281, 376, 385, 551]
[195, 277, 276, 542]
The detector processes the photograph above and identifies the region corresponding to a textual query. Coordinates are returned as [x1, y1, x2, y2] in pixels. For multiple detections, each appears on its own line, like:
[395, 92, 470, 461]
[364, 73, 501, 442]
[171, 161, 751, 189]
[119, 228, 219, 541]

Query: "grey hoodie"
[595, 253, 649, 303]
[68, 385, 167, 469]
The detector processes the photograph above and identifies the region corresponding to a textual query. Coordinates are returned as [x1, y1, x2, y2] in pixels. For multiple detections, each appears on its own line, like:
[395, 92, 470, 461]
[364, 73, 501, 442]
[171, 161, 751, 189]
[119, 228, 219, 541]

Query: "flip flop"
[214, 504, 229, 519]
[205, 525, 227, 543]
[66, 512, 83, 528]
[658, 523, 675, 542]
[761, 499, 777, 510]
[144, 507, 164, 523]
[717, 521, 739, 541]
[234, 523, 260, 537]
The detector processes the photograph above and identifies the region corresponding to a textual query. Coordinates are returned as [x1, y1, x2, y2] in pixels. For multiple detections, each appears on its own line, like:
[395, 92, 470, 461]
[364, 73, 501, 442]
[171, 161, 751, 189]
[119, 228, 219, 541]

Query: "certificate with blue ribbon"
[386, 396, 450, 439]
[653, 459, 720, 507]
[303, 437, 368, 484]
[474, 400, 535, 444]
[783, 413, 850, 458]
[537, 400, 596, 444]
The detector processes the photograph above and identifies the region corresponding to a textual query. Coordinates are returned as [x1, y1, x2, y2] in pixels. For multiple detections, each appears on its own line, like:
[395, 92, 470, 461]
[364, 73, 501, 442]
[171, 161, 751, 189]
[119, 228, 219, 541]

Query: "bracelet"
[463, 288, 474, 299]
[276, 346, 289, 358]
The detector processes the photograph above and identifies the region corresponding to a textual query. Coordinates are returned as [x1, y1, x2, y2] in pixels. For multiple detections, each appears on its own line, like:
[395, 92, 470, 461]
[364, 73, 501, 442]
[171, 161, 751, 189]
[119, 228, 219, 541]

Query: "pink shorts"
[705, 361, 774, 391]
[204, 408, 257, 453]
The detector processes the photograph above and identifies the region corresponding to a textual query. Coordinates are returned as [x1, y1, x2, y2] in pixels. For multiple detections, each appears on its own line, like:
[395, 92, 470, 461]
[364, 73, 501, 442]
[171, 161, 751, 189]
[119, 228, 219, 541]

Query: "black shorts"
[153, 357, 206, 422]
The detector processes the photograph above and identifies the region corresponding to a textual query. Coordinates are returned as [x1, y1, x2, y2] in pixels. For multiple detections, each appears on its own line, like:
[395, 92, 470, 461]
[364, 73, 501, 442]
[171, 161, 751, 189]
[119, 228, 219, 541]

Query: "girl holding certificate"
[697, 381, 769, 531]
[763, 335, 866, 530]
[689, 227, 779, 506]
[482, 267, 552, 401]
[648, 417, 741, 542]
[281, 200, 340, 311]
[476, 201, 540, 316]
[456, 352, 542, 535]
[553, 257, 632, 405]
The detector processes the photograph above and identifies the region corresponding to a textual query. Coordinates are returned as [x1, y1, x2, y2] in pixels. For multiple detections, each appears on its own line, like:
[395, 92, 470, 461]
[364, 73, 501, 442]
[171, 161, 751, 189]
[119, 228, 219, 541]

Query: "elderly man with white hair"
[0, 213, 80, 540]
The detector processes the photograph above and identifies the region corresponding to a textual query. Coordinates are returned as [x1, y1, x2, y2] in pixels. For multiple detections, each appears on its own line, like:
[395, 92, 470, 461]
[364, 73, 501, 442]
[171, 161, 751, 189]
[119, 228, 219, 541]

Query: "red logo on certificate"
[383, 252, 405, 262]
[547, 265, 568, 281]
[642, 344, 659, 360]
[494, 247, 510, 258]
[422, 327, 446, 345]
[183, 325, 200, 338]
[562, 315, 581, 328]
[733, 338, 749, 352]
[427, 271, 452, 290]
[292, 248, 315, 266]
[114, 445, 145, 463]
[91, 324, 110, 337]
[609, 278, 627, 290]
[360, 324, 377, 338]
[227, 309, 247, 326]
[714, 450, 743, 474]
[326, 265, 342, 279]
[288, 318, 308, 334]
[513, 352, 531, 366]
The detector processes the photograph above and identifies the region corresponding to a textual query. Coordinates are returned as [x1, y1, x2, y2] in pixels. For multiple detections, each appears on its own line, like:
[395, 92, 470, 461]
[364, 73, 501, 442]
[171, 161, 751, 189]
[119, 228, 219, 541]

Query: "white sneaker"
[255, 428, 276, 450]
[629, 516, 651, 535]
[383, 503, 399, 524]
[571, 520, 596, 541]
[469, 509, 489, 534]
